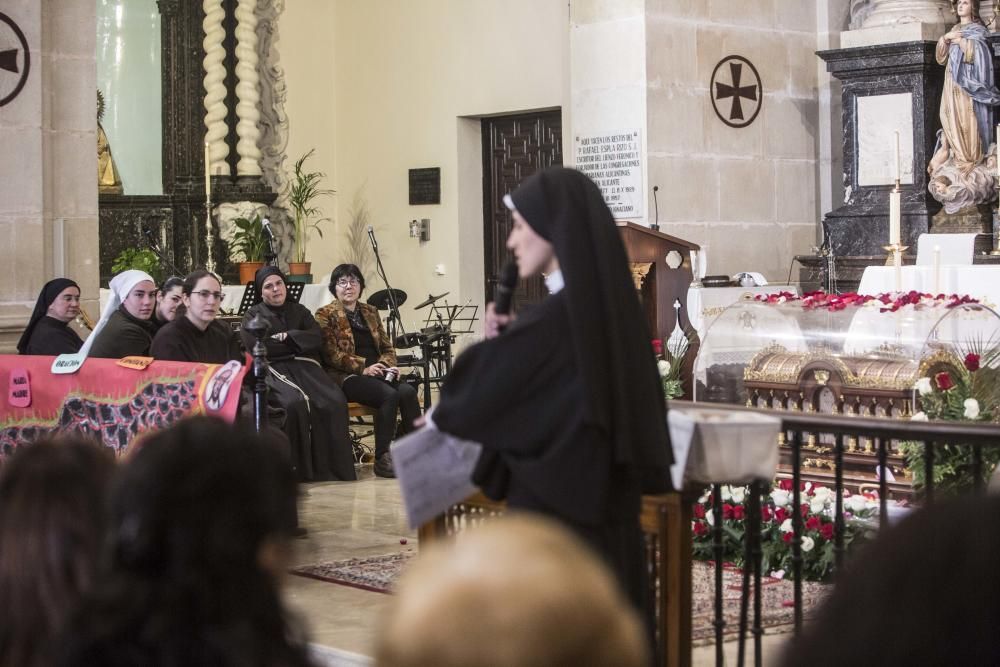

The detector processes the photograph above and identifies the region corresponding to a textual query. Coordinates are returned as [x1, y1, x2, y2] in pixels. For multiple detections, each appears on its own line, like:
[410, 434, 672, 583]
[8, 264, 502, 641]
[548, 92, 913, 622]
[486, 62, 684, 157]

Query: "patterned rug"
[290, 553, 830, 643]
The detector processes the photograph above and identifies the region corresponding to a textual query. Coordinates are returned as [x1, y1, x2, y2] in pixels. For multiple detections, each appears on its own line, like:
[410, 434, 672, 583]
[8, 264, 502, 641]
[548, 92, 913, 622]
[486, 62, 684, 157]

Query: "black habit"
[241, 301, 356, 482]
[22, 316, 83, 356]
[432, 167, 672, 616]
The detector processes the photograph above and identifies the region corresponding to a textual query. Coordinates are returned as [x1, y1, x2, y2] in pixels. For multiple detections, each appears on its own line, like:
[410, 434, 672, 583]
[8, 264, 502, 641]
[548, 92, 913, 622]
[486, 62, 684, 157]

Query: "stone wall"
[0, 0, 98, 352]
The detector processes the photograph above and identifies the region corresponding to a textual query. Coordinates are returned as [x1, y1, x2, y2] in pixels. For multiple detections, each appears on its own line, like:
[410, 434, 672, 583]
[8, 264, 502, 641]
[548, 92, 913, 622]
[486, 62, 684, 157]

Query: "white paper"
[390, 427, 483, 529]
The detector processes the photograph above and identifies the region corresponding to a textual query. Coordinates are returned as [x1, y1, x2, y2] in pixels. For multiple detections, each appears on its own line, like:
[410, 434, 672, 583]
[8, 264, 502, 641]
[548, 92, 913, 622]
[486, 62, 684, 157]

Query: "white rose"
[804, 482, 813, 493]
[801, 536, 815, 552]
[721, 486, 732, 502]
[964, 398, 981, 420]
[730, 486, 746, 504]
[812, 487, 833, 504]
[706, 510, 715, 526]
[779, 518, 793, 533]
[845, 495, 869, 513]
[810, 497, 827, 515]
[657, 359, 670, 377]
[770, 490, 791, 507]
[911, 411, 929, 422]
[914, 377, 933, 396]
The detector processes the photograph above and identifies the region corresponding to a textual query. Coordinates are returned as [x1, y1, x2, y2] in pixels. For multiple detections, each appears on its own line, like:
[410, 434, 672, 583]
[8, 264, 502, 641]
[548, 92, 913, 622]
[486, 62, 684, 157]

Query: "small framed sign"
[409, 168, 441, 205]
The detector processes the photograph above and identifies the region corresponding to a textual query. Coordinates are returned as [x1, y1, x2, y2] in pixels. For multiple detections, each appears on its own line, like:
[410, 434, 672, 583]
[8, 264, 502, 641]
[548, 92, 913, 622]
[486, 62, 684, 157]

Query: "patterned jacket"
[315, 299, 397, 386]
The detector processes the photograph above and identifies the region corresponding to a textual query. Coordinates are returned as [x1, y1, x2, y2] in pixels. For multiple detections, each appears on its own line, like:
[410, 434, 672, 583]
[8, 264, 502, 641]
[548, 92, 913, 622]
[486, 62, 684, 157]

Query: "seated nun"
[17, 278, 84, 355]
[151, 276, 185, 332]
[80, 270, 157, 359]
[150, 270, 242, 363]
[239, 266, 356, 482]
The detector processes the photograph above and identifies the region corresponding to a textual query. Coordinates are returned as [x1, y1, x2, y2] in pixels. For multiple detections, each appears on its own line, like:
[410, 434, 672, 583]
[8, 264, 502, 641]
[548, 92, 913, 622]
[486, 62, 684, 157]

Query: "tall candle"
[933, 245, 941, 295]
[894, 130, 901, 183]
[889, 190, 901, 245]
[204, 141, 212, 200]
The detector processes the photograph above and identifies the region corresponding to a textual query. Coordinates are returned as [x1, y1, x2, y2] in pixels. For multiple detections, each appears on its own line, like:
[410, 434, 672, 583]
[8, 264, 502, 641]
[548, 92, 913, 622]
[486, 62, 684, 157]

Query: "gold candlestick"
[883, 243, 909, 292]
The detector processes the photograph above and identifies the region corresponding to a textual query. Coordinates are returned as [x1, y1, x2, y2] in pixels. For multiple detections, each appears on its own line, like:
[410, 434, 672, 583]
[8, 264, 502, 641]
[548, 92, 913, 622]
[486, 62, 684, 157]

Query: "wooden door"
[482, 110, 562, 308]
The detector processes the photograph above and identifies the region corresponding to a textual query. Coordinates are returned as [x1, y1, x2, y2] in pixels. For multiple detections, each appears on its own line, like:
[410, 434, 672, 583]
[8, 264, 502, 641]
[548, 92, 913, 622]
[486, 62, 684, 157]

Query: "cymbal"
[367, 288, 407, 311]
[414, 292, 450, 310]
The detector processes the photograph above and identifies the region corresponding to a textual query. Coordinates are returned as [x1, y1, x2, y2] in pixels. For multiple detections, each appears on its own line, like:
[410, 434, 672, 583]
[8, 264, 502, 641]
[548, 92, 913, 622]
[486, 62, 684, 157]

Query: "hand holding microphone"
[485, 261, 518, 339]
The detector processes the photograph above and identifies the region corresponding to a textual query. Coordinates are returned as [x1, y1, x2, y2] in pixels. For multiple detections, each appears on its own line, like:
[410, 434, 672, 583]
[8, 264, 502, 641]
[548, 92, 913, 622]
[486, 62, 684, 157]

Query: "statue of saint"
[927, 0, 1000, 214]
[97, 89, 124, 195]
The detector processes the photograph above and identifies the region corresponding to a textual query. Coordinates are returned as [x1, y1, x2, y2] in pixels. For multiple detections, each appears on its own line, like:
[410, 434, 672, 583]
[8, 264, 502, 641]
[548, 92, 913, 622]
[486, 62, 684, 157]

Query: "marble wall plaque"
[857, 93, 915, 187]
[574, 129, 644, 218]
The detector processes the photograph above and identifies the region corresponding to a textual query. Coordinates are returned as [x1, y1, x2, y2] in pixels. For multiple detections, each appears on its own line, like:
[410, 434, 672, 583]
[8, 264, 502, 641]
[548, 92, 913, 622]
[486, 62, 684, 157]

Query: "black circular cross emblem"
[0, 12, 30, 107]
[710, 55, 762, 128]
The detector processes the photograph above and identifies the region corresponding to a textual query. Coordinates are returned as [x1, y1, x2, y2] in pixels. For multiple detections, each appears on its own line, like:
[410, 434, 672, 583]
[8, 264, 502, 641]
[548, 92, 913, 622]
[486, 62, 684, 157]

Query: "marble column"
[235, 0, 263, 178]
[203, 0, 230, 177]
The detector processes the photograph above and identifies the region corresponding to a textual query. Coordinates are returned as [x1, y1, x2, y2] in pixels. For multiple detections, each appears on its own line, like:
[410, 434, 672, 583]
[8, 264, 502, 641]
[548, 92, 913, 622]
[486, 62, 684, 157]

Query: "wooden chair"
[347, 402, 378, 463]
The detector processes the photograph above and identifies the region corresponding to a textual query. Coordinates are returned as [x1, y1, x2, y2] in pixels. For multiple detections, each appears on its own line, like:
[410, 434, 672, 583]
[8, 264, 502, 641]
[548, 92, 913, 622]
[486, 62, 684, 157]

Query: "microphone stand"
[368, 229, 409, 342]
[262, 220, 278, 267]
[142, 226, 185, 278]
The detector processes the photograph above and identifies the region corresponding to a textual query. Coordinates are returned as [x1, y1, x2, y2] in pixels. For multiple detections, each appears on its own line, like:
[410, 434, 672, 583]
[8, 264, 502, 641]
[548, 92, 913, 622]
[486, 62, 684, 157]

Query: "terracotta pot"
[238, 261, 265, 285]
[287, 261, 311, 275]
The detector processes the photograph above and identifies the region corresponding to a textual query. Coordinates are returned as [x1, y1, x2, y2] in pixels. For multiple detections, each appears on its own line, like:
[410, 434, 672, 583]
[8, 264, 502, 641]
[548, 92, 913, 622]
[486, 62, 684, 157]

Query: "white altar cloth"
[857, 266, 1000, 307]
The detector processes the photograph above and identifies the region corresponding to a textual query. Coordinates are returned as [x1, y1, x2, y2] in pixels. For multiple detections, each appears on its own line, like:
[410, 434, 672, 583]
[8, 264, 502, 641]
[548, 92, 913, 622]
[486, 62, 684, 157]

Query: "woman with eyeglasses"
[150, 270, 242, 363]
[315, 264, 421, 479]
[238, 266, 356, 482]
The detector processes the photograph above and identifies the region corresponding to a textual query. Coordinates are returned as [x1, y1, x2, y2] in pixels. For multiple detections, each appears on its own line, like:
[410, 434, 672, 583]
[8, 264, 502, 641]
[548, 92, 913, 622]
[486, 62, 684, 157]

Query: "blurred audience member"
[59, 417, 313, 667]
[0, 436, 115, 667]
[376, 515, 648, 667]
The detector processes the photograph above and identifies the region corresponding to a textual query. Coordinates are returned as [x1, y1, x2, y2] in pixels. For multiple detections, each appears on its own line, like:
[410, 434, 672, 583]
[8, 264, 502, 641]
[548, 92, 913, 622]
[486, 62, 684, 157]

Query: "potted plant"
[112, 248, 163, 284]
[288, 149, 334, 278]
[228, 214, 268, 285]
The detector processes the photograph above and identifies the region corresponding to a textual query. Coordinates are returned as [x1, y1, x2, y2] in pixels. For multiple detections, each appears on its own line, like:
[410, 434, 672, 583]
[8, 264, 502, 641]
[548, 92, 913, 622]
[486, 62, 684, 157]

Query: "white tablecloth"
[687, 284, 800, 339]
[99, 283, 334, 316]
[857, 266, 1000, 307]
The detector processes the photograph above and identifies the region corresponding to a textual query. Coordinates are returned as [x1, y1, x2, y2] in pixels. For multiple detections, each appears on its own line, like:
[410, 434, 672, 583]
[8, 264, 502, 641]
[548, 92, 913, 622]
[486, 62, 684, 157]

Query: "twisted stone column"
[235, 0, 262, 177]
[202, 0, 230, 176]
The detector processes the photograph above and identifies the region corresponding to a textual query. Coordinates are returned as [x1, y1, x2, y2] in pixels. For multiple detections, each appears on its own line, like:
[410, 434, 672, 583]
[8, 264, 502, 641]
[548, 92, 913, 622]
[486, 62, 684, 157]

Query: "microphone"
[142, 226, 159, 249]
[261, 217, 274, 240]
[652, 185, 660, 231]
[367, 225, 378, 251]
[494, 261, 518, 317]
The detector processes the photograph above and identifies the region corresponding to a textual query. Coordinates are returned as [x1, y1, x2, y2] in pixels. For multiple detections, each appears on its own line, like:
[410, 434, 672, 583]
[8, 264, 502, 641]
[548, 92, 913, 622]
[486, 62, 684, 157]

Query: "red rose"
[761, 506, 773, 522]
[801, 503, 810, 518]
[965, 353, 981, 372]
[805, 516, 821, 532]
[935, 372, 954, 391]
[779, 479, 793, 491]
[693, 521, 709, 537]
[693, 504, 706, 519]
[820, 523, 835, 541]
[782, 532, 794, 544]
[722, 503, 734, 520]
[731, 505, 745, 520]
[652, 339, 663, 356]
[774, 507, 788, 523]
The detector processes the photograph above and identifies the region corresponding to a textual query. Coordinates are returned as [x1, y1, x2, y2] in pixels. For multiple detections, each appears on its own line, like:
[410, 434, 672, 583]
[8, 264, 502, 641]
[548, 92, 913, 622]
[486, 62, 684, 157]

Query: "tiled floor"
[287, 464, 790, 666]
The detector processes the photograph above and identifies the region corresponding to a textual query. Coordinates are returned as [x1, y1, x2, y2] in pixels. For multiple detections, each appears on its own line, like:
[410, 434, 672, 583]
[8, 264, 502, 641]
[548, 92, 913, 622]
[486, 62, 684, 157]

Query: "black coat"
[150, 316, 242, 364]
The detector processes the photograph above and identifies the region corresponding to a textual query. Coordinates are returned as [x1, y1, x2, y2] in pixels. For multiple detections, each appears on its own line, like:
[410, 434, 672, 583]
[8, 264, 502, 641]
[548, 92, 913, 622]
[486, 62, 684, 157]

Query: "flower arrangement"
[654, 333, 689, 400]
[754, 290, 979, 313]
[691, 480, 880, 581]
[901, 341, 1000, 495]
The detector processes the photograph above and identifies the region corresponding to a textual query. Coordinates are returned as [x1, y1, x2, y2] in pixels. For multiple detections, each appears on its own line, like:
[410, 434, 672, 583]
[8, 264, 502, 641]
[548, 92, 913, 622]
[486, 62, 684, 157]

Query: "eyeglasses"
[192, 290, 224, 301]
[335, 278, 360, 288]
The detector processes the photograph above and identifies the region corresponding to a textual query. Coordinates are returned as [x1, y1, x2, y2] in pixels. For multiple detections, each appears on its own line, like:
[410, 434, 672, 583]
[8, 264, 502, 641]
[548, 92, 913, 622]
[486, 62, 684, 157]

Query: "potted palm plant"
[228, 214, 268, 284]
[288, 149, 334, 278]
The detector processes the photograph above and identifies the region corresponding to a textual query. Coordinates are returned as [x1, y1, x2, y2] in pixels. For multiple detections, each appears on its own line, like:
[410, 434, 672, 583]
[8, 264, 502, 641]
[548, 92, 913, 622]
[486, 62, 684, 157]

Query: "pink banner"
[0, 355, 248, 457]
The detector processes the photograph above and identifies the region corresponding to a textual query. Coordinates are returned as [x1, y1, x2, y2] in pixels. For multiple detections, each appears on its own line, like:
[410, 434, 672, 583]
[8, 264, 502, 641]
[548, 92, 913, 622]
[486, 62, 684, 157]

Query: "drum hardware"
[367, 288, 408, 311]
[414, 292, 450, 310]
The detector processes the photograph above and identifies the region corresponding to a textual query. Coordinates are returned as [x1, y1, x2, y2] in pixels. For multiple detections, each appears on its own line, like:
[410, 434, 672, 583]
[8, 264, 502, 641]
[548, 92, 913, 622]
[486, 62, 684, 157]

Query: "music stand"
[236, 281, 304, 315]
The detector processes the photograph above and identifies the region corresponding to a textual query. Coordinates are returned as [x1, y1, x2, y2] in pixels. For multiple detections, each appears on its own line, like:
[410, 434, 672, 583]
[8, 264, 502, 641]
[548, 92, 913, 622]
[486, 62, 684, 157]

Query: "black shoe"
[374, 453, 396, 478]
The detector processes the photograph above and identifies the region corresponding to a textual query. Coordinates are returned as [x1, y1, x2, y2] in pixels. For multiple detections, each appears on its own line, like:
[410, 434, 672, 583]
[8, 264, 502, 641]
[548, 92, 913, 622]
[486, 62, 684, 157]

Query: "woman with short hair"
[315, 264, 421, 479]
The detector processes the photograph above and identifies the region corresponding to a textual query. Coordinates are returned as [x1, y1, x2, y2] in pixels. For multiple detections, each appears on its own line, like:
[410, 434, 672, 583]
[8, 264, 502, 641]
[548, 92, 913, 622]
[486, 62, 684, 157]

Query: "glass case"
[693, 297, 1000, 415]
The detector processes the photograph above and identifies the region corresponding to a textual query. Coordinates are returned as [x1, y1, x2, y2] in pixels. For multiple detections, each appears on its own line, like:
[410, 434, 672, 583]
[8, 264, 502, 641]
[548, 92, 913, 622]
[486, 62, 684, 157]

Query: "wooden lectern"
[617, 222, 700, 340]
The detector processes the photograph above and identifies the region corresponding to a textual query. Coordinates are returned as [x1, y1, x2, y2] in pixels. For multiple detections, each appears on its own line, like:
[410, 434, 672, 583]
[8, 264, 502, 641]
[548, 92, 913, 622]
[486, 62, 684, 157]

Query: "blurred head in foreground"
[376, 514, 648, 667]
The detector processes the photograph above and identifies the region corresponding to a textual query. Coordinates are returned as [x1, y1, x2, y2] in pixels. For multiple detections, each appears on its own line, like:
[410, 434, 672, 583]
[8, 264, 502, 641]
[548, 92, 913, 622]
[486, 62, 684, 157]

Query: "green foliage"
[111, 248, 163, 283]
[899, 441, 1000, 497]
[288, 149, 335, 263]
[227, 214, 268, 263]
